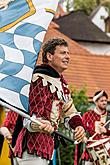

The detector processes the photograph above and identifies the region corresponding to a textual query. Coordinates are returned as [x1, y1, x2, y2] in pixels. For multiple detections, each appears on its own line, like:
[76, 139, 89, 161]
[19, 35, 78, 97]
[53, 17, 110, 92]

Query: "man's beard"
[99, 105, 106, 111]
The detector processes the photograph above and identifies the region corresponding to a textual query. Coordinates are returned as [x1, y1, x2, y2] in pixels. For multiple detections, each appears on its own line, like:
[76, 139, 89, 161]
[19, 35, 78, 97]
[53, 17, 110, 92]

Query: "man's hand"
[99, 125, 107, 134]
[0, 127, 12, 141]
[95, 121, 107, 134]
[98, 123, 107, 134]
[31, 119, 54, 134]
[74, 126, 85, 143]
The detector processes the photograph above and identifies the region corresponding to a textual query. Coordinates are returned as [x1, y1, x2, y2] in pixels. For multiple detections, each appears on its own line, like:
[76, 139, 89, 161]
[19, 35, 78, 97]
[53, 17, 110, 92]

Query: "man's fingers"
[31, 119, 54, 134]
[0, 127, 12, 139]
[39, 124, 54, 133]
[43, 125, 54, 133]
[74, 126, 85, 142]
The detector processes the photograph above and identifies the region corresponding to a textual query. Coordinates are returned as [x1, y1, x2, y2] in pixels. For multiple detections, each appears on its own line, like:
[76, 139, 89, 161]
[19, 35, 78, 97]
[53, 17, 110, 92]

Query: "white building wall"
[107, 33, 110, 37]
[92, 6, 109, 32]
[79, 42, 110, 55]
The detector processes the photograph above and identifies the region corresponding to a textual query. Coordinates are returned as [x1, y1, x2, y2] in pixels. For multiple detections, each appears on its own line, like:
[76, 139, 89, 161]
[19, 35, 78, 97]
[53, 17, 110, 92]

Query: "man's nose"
[65, 52, 70, 59]
[103, 101, 107, 105]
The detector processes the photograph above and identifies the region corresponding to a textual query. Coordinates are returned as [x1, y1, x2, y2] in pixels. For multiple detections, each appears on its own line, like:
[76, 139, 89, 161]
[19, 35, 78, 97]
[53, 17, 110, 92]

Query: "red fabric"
[2, 110, 18, 134]
[82, 109, 110, 161]
[81, 148, 90, 160]
[2, 111, 19, 157]
[14, 75, 72, 160]
[2, 67, 83, 160]
[14, 127, 27, 157]
[74, 144, 78, 165]
[82, 110, 107, 139]
[69, 115, 83, 130]
[106, 129, 110, 135]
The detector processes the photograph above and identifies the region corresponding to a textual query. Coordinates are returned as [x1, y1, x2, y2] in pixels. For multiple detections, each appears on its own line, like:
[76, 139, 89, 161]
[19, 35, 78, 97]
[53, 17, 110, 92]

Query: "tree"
[59, 0, 110, 15]
[74, 0, 97, 15]
[96, 0, 101, 5]
[101, 0, 110, 14]
[59, 0, 74, 12]
[70, 86, 91, 115]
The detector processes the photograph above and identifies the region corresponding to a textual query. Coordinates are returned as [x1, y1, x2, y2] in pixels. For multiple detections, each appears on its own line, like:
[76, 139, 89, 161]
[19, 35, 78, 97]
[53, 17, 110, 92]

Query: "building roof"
[37, 22, 110, 100]
[64, 53, 110, 100]
[54, 10, 110, 43]
[90, 5, 102, 19]
[90, 5, 109, 19]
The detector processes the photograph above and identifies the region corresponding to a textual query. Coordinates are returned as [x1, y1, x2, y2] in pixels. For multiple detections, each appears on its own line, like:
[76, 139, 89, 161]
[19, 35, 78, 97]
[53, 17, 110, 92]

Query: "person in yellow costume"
[0, 105, 11, 165]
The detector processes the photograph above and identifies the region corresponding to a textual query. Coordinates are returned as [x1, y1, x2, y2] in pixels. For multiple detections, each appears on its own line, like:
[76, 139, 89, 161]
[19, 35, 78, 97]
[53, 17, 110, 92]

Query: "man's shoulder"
[83, 109, 94, 116]
[33, 64, 60, 78]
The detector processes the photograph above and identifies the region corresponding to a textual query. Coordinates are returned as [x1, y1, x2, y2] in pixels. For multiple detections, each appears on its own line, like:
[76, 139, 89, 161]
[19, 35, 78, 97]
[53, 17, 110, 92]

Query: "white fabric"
[23, 118, 35, 132]
[93, 90, 104, 102]
[23, 114, 37, 132]
[84, 161, 93, 165]
[23, 114, 43, 132]
[16, 150, 49, 165]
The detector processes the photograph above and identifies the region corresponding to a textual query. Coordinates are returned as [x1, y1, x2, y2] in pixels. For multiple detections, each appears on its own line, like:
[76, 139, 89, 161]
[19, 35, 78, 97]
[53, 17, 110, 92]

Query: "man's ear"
[47, 52, 53, 62]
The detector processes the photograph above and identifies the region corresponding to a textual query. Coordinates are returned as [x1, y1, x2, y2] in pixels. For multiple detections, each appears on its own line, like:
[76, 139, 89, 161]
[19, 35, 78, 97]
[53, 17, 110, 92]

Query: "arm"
[23, 115, 54, 133]
[63, 98, 85, 142]
[24, 77, 54, 134]
[0, 111, 18, 141]
[23, 116, 54, 134]
[63, 98, 83, 129]
[68, 115, 85, 143]
[82, 111, 95, 136]
[95, 122, 110, 135]
[0, 126, 12, 141]
[2, 110, 18, 134]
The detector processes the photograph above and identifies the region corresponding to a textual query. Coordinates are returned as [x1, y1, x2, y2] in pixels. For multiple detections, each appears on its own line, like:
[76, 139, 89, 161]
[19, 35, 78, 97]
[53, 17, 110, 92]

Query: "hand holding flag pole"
[30, 116, 75, 143]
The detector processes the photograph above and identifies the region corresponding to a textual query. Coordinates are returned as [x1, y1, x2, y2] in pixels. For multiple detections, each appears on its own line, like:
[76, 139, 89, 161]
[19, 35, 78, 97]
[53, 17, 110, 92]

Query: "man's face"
[96, 96, 108, 111]
[48, 45, 70, 74]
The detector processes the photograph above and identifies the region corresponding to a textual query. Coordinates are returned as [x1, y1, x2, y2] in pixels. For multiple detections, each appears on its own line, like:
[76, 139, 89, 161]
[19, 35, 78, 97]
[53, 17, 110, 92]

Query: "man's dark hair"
[42, 38, 68, 63]
[94, 90, 108, 101]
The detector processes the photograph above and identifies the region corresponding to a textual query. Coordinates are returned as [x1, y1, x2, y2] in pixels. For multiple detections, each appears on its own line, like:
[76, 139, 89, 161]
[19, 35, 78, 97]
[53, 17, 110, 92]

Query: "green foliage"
[57, 141, 75, 165]
[57, 86, 90, 165]
[59, 0, 74, 12]
[59, 0, 110, 15]
[101, 0, 110, 14]
[74, 0, 97, 15]
[70, 85, 91, 115]
[66, 0, 74, 12]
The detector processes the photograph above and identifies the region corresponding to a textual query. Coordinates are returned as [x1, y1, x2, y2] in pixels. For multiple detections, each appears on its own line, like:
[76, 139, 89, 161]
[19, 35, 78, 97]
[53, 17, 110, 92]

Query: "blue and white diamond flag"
[0, 0, 59, 116]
